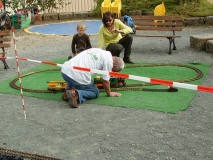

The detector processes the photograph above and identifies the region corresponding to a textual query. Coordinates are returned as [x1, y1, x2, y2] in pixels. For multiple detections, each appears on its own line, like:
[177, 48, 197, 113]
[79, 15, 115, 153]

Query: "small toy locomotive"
[94, 76, 126, 88]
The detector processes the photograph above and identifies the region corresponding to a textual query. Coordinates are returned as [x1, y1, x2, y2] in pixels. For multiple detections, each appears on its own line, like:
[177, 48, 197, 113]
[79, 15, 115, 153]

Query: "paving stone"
[59, 12, 74, 20]
[43, 13, 59, 21]
[184, 17, 205, 26]
[206, 40, 213, 53]
[205, 16, 213, 25]
[190, 34, 213, 51]
[73, 12, 89, 19]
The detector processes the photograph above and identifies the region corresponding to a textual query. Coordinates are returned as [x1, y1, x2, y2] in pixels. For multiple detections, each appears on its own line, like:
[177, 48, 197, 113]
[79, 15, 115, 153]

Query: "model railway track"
[9, 63, 203, 93]
[0, 147, 62, 160]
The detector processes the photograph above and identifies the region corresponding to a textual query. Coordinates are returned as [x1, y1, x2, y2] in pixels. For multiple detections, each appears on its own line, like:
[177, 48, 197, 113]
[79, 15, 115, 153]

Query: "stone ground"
[0, 23, 213, 160]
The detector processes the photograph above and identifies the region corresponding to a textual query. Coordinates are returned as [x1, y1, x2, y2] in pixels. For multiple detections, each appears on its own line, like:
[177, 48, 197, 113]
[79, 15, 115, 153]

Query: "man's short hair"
[112, 57, 124, 72]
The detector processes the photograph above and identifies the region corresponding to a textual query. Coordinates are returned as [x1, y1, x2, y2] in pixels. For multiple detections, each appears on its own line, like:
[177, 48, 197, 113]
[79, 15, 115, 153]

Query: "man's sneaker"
[66, 88, 79, 108]
[123, 57, 134, 64]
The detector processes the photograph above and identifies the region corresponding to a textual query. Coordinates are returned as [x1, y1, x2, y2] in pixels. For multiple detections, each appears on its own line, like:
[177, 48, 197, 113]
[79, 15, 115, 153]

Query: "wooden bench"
[0, 30, 12, 69]
[131, 15, 183, 55]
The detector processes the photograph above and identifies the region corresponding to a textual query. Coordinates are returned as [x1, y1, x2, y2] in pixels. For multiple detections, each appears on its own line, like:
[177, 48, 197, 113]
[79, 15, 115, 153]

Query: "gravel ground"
[0, 24, 213, 160]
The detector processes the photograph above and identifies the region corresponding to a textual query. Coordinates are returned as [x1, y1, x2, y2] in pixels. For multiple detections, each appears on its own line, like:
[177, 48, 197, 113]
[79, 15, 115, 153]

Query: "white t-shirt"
[61, 48, 113, 85]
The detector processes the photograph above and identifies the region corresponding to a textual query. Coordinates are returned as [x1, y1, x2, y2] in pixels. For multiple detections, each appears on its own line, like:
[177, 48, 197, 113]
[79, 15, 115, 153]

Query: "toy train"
[47, 77, 126, 91]
[47, 81, 66, 91]
[94, 76, 126, 88]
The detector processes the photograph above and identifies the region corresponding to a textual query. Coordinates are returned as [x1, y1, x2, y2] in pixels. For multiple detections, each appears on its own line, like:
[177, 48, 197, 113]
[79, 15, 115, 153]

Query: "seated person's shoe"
[62, 92, 68, 101]
[123, 57, 134, 64]
[66, 88, 79, 108]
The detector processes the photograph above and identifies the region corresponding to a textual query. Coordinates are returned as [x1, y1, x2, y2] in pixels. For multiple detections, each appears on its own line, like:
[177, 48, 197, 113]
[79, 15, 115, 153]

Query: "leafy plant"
[2, 0, 71, 13]
[92, 0, 213, 17]
[36, 0, 71, 13]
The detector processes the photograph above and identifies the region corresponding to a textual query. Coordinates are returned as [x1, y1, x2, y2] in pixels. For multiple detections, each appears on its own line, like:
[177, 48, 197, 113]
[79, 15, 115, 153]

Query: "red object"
[109, 72, 129, 78]
[0, 1, 3, 8]
[17, 10, 27, 14]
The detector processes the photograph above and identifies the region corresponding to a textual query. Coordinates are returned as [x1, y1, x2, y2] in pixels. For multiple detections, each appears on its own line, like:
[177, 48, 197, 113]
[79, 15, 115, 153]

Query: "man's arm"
[102, 79, 122, 97]
[102, 79, 111, 96]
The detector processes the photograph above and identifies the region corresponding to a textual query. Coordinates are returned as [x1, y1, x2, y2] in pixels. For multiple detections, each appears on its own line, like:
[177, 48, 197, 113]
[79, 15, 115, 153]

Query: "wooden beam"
[0, 38, 11, 42]
[0, 44, 11, 48]
[0, 31, 12, 36]
[0, 52, 7, 54]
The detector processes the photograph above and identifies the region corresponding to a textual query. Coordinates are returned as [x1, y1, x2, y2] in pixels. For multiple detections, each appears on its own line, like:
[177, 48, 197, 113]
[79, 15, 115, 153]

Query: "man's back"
[61, 48, 113, 85]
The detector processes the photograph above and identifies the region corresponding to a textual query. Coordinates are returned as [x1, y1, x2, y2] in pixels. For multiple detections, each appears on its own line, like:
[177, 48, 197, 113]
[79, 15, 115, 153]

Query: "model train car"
[47, 81, 66, 91]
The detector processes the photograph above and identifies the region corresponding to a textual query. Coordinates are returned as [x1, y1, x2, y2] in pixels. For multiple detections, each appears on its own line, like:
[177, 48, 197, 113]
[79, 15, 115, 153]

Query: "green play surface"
[0, 57, 210, 113]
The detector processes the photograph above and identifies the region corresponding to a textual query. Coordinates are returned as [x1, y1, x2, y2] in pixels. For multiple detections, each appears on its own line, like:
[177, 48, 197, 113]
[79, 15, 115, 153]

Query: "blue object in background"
[27, 20, 102, 36]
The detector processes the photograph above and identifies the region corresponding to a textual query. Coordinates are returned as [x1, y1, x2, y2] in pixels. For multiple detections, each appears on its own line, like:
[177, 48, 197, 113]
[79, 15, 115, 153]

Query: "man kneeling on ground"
[61, 48, 125, 108]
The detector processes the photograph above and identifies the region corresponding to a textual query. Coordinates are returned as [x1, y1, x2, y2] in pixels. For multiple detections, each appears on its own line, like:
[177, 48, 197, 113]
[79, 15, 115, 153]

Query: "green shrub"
[93, 0, 213, 17]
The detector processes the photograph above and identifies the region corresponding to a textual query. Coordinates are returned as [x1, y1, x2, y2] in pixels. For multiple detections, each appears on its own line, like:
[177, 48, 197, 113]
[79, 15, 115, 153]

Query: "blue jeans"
[62, 73, 99, 104]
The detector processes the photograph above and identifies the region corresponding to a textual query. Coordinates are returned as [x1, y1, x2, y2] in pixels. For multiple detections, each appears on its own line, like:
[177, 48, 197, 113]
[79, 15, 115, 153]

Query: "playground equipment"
[101, 0, 111, 17]
[111, 0, 122, 17]
[154, 2, 166, 23]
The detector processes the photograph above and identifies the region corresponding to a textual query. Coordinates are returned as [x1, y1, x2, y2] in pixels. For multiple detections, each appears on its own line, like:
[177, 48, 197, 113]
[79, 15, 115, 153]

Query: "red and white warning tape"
[1, 56, 213, 93]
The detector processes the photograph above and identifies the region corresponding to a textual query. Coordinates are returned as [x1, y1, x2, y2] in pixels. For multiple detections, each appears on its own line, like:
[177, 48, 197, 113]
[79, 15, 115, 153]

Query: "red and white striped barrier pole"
[1, 56, 213, 93]
[12, 27, 27, 119]
[74, 66, 213, 93]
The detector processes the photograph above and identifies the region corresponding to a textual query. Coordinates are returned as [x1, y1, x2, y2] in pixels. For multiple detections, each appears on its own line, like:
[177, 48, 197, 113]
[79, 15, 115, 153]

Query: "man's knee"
[125, 34, 133, 42]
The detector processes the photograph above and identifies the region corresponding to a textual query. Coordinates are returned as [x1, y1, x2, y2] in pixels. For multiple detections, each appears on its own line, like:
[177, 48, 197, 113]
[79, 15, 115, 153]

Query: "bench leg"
[1, 59, 9, 69]
[167, 38, 177, 55]
[1, 48, 9, 69]
[168, 38, 173, 55]
[172, 38, 177, 50]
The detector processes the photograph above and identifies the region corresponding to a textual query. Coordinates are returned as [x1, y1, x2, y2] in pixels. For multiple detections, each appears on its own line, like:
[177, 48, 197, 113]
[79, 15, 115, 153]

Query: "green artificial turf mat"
[0, 57, 210, 113]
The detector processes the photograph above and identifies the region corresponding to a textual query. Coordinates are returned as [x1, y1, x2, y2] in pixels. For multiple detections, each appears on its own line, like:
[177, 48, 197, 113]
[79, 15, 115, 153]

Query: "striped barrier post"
[1, 56, 213, 93]
[11, 27, 27, 119]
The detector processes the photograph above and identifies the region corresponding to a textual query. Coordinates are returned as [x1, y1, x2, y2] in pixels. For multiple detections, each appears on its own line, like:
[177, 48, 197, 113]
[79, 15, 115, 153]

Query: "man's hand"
[102, 80, 122, 97]
[108, 92, 122, 97]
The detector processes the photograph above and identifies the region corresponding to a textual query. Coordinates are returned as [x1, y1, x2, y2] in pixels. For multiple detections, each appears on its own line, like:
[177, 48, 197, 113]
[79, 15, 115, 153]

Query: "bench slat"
[0, 31, 12, 36]
[0, 37, 11, 42]
[0, 44, 11, 48]
[136, 26, 182, 31]
[131, 15, 183, 21]
[134, 21, 183, 27]
[133, 35, 181, 38]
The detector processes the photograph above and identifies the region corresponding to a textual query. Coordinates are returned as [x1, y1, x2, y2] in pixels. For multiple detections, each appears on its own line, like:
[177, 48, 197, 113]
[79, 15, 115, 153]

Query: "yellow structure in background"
[154, 2, 166, 23]
[110, 0, 122, 17]
[101, 0, 111, 17]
